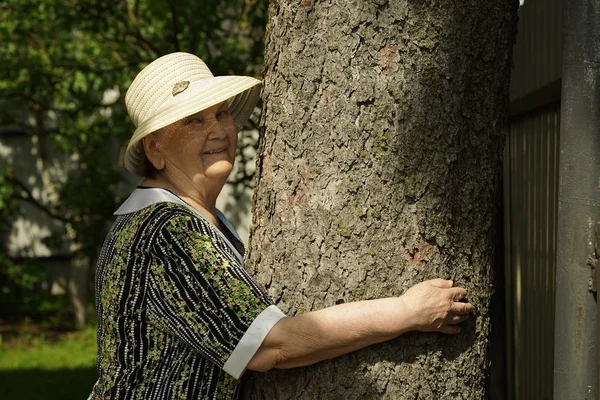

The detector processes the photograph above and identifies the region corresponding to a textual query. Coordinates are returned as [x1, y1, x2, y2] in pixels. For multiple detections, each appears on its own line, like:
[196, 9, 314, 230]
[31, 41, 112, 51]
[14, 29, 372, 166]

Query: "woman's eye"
[188, 118, 203, 124]
[217, 110, 230, 119]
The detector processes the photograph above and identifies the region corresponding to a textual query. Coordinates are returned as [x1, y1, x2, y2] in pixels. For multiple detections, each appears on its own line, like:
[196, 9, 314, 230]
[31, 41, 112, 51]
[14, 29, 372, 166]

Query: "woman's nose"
[205, 119, 231, 140]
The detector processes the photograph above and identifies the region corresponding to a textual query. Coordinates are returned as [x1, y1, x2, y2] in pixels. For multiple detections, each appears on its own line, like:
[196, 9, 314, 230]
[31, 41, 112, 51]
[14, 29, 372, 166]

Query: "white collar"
[114, 187, 244, 256]
[114, 187, 187, 215]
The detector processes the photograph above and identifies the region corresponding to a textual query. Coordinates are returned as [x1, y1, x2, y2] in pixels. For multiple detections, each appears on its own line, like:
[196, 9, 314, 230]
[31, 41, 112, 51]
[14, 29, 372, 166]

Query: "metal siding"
[510, 0, 564, 101]
[505, 103, 560, 399]
[503, 131, 515, 400]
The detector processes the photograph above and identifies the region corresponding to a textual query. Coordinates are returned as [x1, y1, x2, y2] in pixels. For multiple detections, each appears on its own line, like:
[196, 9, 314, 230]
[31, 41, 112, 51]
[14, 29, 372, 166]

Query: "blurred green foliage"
[0, 256, 78, 329]
[0, 0, 267, 324]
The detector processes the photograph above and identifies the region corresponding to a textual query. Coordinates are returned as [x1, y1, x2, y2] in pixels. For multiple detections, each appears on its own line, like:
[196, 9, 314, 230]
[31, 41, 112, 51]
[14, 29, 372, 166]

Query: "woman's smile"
[203, 146, 228, 155]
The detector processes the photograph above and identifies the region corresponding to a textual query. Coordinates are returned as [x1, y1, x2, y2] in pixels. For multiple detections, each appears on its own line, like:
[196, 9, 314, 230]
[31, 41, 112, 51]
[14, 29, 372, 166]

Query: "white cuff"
[223, 305, 286, 379]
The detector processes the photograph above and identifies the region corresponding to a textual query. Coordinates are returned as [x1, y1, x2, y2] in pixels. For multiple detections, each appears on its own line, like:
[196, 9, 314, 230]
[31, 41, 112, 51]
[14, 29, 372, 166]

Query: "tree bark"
[244, 0, 518, 398]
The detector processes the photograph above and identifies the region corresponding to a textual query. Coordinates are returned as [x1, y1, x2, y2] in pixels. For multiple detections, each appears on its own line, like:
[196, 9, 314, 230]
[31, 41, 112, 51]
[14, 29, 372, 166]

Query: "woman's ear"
[142, 133, 165, 171]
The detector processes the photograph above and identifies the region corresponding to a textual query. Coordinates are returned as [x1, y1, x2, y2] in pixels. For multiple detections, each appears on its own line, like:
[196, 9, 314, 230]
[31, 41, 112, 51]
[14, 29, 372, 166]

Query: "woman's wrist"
[365, 296, 415, 338]
[395, 295, 417, 334]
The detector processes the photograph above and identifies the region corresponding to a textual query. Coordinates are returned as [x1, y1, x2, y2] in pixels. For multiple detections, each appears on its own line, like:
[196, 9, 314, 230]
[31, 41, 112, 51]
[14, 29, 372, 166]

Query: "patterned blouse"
[88, 187, 286, 399]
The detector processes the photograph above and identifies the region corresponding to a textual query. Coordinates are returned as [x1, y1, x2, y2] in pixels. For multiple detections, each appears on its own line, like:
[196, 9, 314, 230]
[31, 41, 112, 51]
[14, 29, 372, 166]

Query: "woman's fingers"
[447, 313, 470, 324]
[452, 301, 473, 315]
[449, 287, 467, 301]
[439, 325, 461, 335]
[429, 278, 453, 288]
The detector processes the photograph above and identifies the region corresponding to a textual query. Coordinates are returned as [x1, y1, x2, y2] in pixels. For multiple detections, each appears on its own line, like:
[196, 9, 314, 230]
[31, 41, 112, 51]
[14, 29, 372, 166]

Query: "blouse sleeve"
[146, 210, 286, 379]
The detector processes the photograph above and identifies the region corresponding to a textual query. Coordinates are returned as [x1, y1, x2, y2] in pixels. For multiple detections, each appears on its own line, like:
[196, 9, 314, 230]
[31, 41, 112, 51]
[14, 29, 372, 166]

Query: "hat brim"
[124, 75, 262, 176]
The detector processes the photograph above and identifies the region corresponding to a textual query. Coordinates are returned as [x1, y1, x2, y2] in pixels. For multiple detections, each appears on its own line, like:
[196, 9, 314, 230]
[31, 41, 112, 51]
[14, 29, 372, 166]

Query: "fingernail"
[448, 280, 453, 286]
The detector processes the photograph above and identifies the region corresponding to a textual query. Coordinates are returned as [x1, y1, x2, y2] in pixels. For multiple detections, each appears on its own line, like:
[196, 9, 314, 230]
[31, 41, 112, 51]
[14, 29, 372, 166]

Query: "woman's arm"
[247, 278, 473, 371]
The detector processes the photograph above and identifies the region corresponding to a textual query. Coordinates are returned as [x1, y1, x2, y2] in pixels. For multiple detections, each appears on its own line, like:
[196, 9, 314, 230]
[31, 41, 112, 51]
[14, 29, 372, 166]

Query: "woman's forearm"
[246, 279, 473, 373]
[247, 297, 413, 371]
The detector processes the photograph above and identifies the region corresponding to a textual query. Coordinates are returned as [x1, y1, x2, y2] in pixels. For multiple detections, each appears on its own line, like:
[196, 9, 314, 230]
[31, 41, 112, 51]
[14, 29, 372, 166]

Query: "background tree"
[244, 0, 518, 398]
[0, 0, 267, 327]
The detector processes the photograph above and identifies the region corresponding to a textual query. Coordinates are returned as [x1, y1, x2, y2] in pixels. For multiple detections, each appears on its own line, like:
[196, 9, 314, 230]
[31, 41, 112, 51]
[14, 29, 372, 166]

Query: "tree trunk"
[244, 0, 518, 398]
[69, 252, 89, 328]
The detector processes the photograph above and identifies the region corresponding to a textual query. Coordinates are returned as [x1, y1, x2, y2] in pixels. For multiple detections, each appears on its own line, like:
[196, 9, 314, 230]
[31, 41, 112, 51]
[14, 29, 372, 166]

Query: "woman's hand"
[399, 278, 473, 335]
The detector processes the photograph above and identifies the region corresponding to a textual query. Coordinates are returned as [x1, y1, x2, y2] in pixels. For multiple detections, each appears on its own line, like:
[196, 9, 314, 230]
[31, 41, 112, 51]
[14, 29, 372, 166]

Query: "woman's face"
[146, 101, 237, 186]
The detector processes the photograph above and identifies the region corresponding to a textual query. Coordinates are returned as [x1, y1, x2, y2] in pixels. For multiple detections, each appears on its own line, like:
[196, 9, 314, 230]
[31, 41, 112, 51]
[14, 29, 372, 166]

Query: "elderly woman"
[88, 53, 472, 399]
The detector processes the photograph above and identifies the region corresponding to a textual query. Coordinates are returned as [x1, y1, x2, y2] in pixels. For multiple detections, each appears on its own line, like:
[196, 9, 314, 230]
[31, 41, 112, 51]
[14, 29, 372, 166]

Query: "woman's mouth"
[204, 147, 227, 155]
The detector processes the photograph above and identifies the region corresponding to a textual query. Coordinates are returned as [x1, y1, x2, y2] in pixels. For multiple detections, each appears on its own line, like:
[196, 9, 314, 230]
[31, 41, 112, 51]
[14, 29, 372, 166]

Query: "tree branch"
[128, 32, 162, 57]
[127, 0, 140, 26]
[5, 175, 71, 224]
[168, 0, 180, 52]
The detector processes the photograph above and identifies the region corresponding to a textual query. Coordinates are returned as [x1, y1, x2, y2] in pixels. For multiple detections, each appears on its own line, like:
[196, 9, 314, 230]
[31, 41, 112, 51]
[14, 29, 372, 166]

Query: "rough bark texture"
[244, 0, 518, 398]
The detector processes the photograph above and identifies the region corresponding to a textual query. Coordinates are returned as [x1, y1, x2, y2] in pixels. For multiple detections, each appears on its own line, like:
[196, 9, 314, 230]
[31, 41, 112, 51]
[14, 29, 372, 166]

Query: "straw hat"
[124, 52, 262, 176]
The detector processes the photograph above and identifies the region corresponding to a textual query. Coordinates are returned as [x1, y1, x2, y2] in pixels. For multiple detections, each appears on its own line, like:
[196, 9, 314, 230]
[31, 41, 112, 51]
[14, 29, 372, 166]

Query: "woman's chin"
[203, 160, 233, 179]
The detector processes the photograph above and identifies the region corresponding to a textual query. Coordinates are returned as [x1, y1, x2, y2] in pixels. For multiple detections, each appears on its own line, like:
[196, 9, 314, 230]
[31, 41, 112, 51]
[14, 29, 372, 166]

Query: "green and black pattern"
[88, 201, 273, 399]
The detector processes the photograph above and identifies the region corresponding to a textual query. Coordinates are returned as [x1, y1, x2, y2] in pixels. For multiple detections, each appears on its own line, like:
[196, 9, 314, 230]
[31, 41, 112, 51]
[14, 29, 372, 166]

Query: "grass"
[0, 324, 98, 400]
